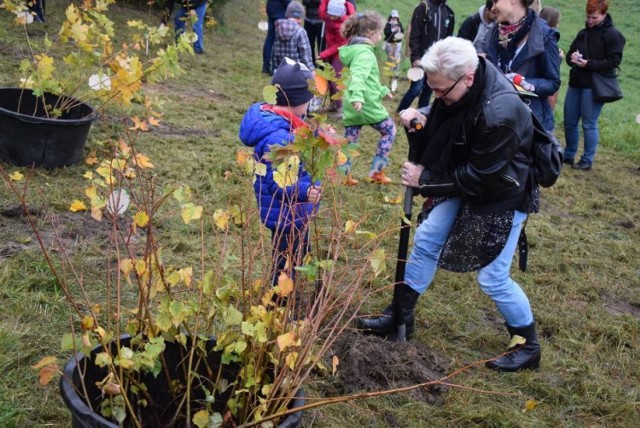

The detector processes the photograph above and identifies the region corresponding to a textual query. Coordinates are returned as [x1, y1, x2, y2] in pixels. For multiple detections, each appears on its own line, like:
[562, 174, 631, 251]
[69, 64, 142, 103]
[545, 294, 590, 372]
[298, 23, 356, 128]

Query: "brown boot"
[344, 174, 359, 186]
[369, 170, 392, 184]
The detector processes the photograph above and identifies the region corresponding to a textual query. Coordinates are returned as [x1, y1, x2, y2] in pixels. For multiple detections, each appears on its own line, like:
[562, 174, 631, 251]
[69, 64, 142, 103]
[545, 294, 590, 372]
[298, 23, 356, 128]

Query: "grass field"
[1, 0, 639, 426]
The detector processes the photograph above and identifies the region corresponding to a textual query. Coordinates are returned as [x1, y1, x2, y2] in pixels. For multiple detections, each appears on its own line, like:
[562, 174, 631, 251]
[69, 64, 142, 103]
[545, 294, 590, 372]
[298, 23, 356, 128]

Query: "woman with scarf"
[358, 37, 541, 372]
[483, 0, 560, 132]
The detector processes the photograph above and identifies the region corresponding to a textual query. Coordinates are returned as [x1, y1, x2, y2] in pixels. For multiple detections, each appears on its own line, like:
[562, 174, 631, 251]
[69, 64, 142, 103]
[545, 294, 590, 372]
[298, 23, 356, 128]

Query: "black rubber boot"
[356, 283, 420, 338]
[486, 322, 541, 372]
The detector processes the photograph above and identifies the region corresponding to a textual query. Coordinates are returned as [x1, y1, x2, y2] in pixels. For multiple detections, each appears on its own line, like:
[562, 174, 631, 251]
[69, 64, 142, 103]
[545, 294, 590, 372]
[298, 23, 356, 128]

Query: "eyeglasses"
[427, 74, 465, 97]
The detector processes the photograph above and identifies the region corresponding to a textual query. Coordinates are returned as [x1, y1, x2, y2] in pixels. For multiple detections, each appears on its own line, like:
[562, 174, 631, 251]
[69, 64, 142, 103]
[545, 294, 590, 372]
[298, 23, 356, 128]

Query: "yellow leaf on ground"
[38, 364, 58, 386]
[384, 193, 403, 204]
[345, 220, 356, 233]
[31, 356, 58, 370]
[148, 116, 161, 126]
[523, 399, 538, 413]
[332, 355, 339, 375]
[69, 200, 87, 212]
[9, 171, 24, 181]
[85, 154, 98, 165]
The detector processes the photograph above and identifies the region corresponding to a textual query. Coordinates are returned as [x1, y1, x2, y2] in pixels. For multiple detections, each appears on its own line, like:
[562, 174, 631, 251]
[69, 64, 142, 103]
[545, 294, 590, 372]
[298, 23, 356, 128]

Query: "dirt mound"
[329, 332, 449, 405]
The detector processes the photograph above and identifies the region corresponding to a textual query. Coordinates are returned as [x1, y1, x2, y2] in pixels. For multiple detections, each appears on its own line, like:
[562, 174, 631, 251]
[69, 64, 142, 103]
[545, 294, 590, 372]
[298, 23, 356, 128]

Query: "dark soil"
[325, 332, 449, 405]
[0, 203, 134, 261]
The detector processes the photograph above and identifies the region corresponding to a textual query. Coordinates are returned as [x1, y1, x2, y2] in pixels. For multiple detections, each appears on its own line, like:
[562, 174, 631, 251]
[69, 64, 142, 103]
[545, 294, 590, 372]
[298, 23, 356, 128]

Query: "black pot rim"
[0, 87, 96, 125]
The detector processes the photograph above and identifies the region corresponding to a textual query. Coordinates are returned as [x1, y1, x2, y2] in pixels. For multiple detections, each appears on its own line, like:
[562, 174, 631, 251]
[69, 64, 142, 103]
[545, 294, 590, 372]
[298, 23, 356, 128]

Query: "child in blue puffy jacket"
[239, 58, 322, 289]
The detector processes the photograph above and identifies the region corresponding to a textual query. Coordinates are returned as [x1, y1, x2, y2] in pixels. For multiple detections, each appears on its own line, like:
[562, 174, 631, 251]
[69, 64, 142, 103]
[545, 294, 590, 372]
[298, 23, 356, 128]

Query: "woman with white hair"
[358, 37, 541, 372]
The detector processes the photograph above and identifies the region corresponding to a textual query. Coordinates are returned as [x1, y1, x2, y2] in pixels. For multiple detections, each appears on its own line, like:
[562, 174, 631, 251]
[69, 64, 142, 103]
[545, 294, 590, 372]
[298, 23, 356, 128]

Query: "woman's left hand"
[401, 161, 424, 188]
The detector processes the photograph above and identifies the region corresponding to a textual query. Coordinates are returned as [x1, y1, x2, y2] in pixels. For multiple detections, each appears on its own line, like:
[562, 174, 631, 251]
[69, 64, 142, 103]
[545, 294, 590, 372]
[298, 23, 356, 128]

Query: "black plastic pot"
[60, 335, 305, 428]
[0, 87, 95, 168]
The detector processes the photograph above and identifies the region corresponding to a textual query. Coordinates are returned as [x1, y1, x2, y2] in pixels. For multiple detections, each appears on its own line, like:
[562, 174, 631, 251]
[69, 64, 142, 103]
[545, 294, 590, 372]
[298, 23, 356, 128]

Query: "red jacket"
[318, 0, 355, 62]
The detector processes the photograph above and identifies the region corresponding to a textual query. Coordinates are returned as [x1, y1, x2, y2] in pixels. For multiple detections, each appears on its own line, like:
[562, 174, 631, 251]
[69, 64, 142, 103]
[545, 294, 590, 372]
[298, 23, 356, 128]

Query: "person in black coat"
[302, 0, 324, 64]
[358, 37, 542, 373]
[263, 0, 292, 74]
[563, 0, 625, 170]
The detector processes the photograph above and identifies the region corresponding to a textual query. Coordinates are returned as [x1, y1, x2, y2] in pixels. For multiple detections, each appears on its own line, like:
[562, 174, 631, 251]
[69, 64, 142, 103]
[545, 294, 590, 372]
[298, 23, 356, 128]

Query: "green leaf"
[263, 85, 278, 104]
[94, 352, 112, 367]
[155, 313, 172, 332]
[224, 306, 243, 326]
[61, 333, 75, 351]
[241, 321, 255, 337]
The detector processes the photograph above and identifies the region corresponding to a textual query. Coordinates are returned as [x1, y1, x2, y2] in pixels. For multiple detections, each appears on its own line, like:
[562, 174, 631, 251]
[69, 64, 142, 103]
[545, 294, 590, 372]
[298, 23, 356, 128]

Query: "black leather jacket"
[418, 58, 534, 213]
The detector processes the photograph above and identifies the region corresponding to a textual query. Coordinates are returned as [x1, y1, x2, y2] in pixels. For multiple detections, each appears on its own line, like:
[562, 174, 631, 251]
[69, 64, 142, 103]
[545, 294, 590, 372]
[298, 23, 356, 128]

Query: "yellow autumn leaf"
[120, 259, 134, 275]
[148, 116, 161, 126]
[85, 185, 98, 201]
[273, 156, 300, 188]
[523, 399, 538, 413]
[508, 334, 527, 348]
[91, 206, 103, 222]
[38, 364, 59, 386]
[133, 153, 154, 169]
[369, 248, 387, 277]
[254, 162, 267, 177]
[81, 315, 94, 331]
[133, 211, 149, 227]
[236, 149, 252, 166]
[213, 209, 230, 230]
[285, 351, 298, 369]
[336, 150, 348, 166]
[9, 171, 24, 181]
[332, 355, 339, 375]
[192, 410, 210, 428]
[135, 260, 147, 276]
[345, 220, 356, 233]
[181, 203, 203, 225]
[85, 155, 99, 165]
[129, 116, 148, 131]
[83, 171, 94, 180]
[31, 356, 58, 370]
[276, 332, 296, 352]
[69, 200, 87, 212]
[384, 193, 403, 204]
[277, 272, 294, 297]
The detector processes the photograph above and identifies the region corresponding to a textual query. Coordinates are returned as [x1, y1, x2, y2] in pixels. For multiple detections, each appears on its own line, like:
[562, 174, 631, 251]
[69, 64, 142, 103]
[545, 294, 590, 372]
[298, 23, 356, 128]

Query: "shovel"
[390, 120, 421, 341]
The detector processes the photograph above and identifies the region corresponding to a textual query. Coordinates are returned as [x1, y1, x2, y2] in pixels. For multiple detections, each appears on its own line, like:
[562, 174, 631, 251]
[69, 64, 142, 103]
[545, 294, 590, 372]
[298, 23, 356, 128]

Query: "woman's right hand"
[352, 101, 363, 112]
[398, 108, 426, 132]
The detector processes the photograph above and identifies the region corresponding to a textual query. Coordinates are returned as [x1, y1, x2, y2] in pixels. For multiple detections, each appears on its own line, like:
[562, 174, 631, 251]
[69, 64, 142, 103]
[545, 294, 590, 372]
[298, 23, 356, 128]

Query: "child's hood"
[275, 18, 301, 41]
[339, 38, 374, 66]
[239, 103, 292, 154]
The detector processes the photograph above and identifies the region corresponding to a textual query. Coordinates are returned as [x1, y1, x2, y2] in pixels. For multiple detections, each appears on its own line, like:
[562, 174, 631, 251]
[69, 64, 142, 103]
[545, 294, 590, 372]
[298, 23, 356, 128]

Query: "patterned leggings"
[344, 116, 397, 176]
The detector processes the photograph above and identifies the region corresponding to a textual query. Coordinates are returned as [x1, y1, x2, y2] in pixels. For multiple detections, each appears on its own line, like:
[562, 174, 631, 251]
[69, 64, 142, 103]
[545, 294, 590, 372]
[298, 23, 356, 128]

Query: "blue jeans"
[563, 86, 604, 164]
[404, 198, 533, 328]
[396, 77, 432, 112]
[174, 2, 207, 54]
[262, 17, 277, 73]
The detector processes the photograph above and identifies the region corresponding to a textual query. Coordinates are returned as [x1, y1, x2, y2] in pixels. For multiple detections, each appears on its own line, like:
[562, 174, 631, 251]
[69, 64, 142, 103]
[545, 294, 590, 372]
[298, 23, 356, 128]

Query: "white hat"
[327, 0, 346, 17]
[390, 10, 399, 18]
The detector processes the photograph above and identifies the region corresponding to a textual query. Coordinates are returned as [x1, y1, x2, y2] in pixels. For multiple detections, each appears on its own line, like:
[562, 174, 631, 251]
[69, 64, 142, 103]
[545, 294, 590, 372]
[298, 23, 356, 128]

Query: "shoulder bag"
[592, 69, 623, 103]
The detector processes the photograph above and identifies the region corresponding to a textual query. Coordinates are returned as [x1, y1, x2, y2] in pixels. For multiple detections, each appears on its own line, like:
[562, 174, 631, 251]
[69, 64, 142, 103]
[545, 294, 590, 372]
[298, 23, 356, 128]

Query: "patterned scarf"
[496, 10, 535, 72]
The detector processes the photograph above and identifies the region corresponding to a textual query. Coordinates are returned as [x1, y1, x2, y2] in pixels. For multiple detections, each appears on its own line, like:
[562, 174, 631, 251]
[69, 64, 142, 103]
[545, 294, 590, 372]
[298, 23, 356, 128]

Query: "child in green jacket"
[339, 11, 397, 185]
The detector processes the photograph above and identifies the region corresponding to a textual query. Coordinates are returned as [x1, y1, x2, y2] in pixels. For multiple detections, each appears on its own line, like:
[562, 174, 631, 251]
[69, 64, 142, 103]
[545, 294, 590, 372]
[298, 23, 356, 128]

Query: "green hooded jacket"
[339, 38, 390, 126]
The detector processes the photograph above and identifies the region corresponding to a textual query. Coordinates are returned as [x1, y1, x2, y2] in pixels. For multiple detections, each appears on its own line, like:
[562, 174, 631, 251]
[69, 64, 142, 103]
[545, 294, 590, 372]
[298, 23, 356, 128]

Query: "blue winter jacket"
[484, 13, 561, 131]
[239, 103, 318, 231]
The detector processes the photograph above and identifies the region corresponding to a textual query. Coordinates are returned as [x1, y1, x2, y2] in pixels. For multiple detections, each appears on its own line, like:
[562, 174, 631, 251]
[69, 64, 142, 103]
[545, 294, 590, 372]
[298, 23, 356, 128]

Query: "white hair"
[420, 37, 479, 80]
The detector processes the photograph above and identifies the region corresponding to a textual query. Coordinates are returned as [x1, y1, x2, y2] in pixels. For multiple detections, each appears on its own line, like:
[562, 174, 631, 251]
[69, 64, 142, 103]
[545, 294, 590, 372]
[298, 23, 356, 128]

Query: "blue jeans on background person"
[396, 77, 432, 112]
[563, 86, 604, 165]
[404, 198, 534, 328]
[262, 17, 278, 74]
[174, 2, 207, 54]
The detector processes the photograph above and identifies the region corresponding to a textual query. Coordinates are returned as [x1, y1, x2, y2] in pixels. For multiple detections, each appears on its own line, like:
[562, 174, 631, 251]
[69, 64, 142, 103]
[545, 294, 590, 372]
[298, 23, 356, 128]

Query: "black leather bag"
[592, 70, 623, 103]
